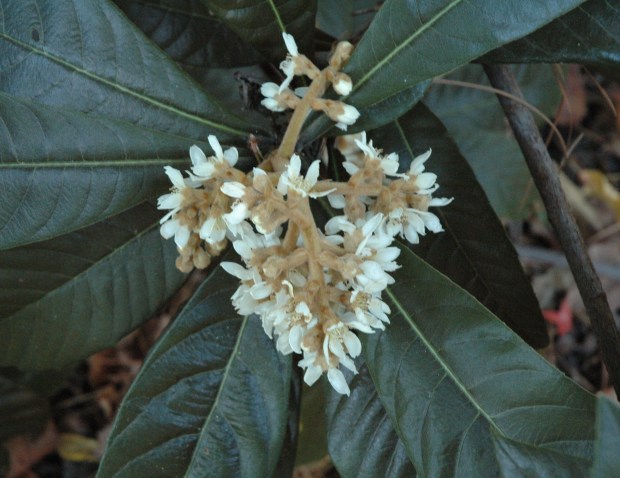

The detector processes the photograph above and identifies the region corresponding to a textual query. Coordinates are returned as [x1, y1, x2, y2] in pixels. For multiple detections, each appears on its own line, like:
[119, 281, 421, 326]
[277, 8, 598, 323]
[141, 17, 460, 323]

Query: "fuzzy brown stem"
[275, 73, 328, 170]
[484, 64, 620, 397]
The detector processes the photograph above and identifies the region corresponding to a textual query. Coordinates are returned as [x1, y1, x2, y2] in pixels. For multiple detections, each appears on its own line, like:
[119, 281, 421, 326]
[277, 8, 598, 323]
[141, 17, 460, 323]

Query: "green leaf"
[0, 203, 186, 370]
[492, 432, 593, 478]
[0, 375, 50, 443]
[424, 64, 561, 219]
[590, 396, 620, 477]
[0, 0, 254, 140]
[315, 0, 379, 40]
[483, 1, 620, 72]
[0, 93, 218, 250]
[326, 362, 416, 478]
[364, 247, 596, 476]
[114, 0, 263, 70]
[370, 103, 548, 347]
[203, 0, 317, 61]
[97, 266, 292, 478]
[303, 0, 584, 140]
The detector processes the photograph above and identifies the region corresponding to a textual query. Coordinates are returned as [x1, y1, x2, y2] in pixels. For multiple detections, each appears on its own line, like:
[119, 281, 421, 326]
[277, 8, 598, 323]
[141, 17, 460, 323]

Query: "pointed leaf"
[364, 247, 595, 476]
[0, 93, 222, 250]
[326, 362, 416, 478]
[303, 0, 584, 139]
[424, 64, 561, 218]
[114, 0, 263, 69]
[370, 103, 548, 347]
[0, 203, 186, 370]
[0, 0, 254, 140]
[97, 267, 292, 477]
[484, 1, 620, 72]
[203, 0, 317, 60]
[590, 396, 620, 477]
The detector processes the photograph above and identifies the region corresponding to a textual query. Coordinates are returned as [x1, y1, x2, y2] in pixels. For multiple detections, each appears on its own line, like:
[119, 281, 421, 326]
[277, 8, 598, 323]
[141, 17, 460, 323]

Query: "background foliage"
[2, 0, 620, 476]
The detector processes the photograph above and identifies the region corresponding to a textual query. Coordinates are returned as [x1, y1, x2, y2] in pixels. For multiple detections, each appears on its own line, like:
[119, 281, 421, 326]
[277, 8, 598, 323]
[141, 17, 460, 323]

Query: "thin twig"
[484, 64, 620, 397]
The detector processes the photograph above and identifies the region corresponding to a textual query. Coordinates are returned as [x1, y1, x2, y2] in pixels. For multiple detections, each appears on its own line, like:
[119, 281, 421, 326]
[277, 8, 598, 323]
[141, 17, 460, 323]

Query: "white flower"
[261, 82, 287, 112]
[327, 367, 350, 396]
[383, 207, 445, 244]
[277, 155, 335, 198]
[334, 104, 360, 131]
[333, 74, 353, 96]
[349, 288, 391, 329]
[298, 350, 323, 386]
[199, 216, 227, 244]
[324, 321, 361, 363]
[327, 194, 346, 210]
[350, 133, 400, 176]
[279, 32, 299, 91]
[157, 166, 195, 248]
[191, 136, 239, 179]
[356, 260, 394, 294]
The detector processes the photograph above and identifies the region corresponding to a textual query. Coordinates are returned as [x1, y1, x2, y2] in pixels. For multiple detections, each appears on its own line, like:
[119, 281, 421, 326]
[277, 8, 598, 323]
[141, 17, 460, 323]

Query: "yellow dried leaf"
[580, 169, 620, 222]
[58, 433, 100, 463]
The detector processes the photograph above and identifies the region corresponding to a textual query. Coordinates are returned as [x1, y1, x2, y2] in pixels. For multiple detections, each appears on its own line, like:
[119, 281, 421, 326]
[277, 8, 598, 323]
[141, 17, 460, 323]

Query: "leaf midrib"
[0, 33, 248, 136]
[353, 0, 463, 91]
[0, 158, 189, 169]
[384, 284, 502, 437]
[2, 220, 159, 321]
[185, 315, 249, 477]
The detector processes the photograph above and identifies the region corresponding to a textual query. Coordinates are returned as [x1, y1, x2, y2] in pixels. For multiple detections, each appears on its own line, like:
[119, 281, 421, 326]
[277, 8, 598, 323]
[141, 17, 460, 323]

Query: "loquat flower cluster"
[157, 33, 452, 395]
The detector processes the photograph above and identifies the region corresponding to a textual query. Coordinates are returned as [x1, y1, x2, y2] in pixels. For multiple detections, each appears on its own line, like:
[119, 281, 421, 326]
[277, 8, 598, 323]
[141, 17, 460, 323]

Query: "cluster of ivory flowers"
[158, 34, 452, 395]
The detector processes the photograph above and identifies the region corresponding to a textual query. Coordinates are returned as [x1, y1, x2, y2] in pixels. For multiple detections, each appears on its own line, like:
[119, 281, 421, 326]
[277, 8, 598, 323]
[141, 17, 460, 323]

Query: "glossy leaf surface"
[303, 0, 585, 138]
[0, 203, 185, 370]
[364, 248, 595, 476]
[371, 103, 548, 347]
[204, 0, 317, 60]
[0, 93, 214, 250]
[0, 0, 253, 140]
[114, 0, 263, 70]
[98, 267, 292, 477]
[484, 1, 620, 72]
[326, 362, 416, 478]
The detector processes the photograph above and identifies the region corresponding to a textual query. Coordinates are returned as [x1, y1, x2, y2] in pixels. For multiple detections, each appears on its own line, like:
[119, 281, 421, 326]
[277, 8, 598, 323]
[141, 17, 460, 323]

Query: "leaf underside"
[98, 266, 292, 478]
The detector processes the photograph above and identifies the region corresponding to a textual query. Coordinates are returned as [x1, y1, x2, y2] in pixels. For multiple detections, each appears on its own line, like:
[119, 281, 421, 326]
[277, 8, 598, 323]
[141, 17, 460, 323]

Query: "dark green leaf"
[273, 368, 301, 478]
[97, 267, 292, 478]
[0, 0, 254, 140]
[0, 203, 186, 370]
[315, 0, 379, 40]
[370, 103, 548, 347]
[424, 64, 561, 218]
[0, 375, 50, 443]
[316, 0, 355, 39]
[203, 0, 317, 60]
[492, 432, 592, 478]
[303, 0, 584, 140]
[114, 0, 263, 69]
[591, 396, 620, 477]
[364, 247, 595, 476]
[483, 1, 620, 72]
[326, 361, 415, 478]
[0, 93, 216, 250]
